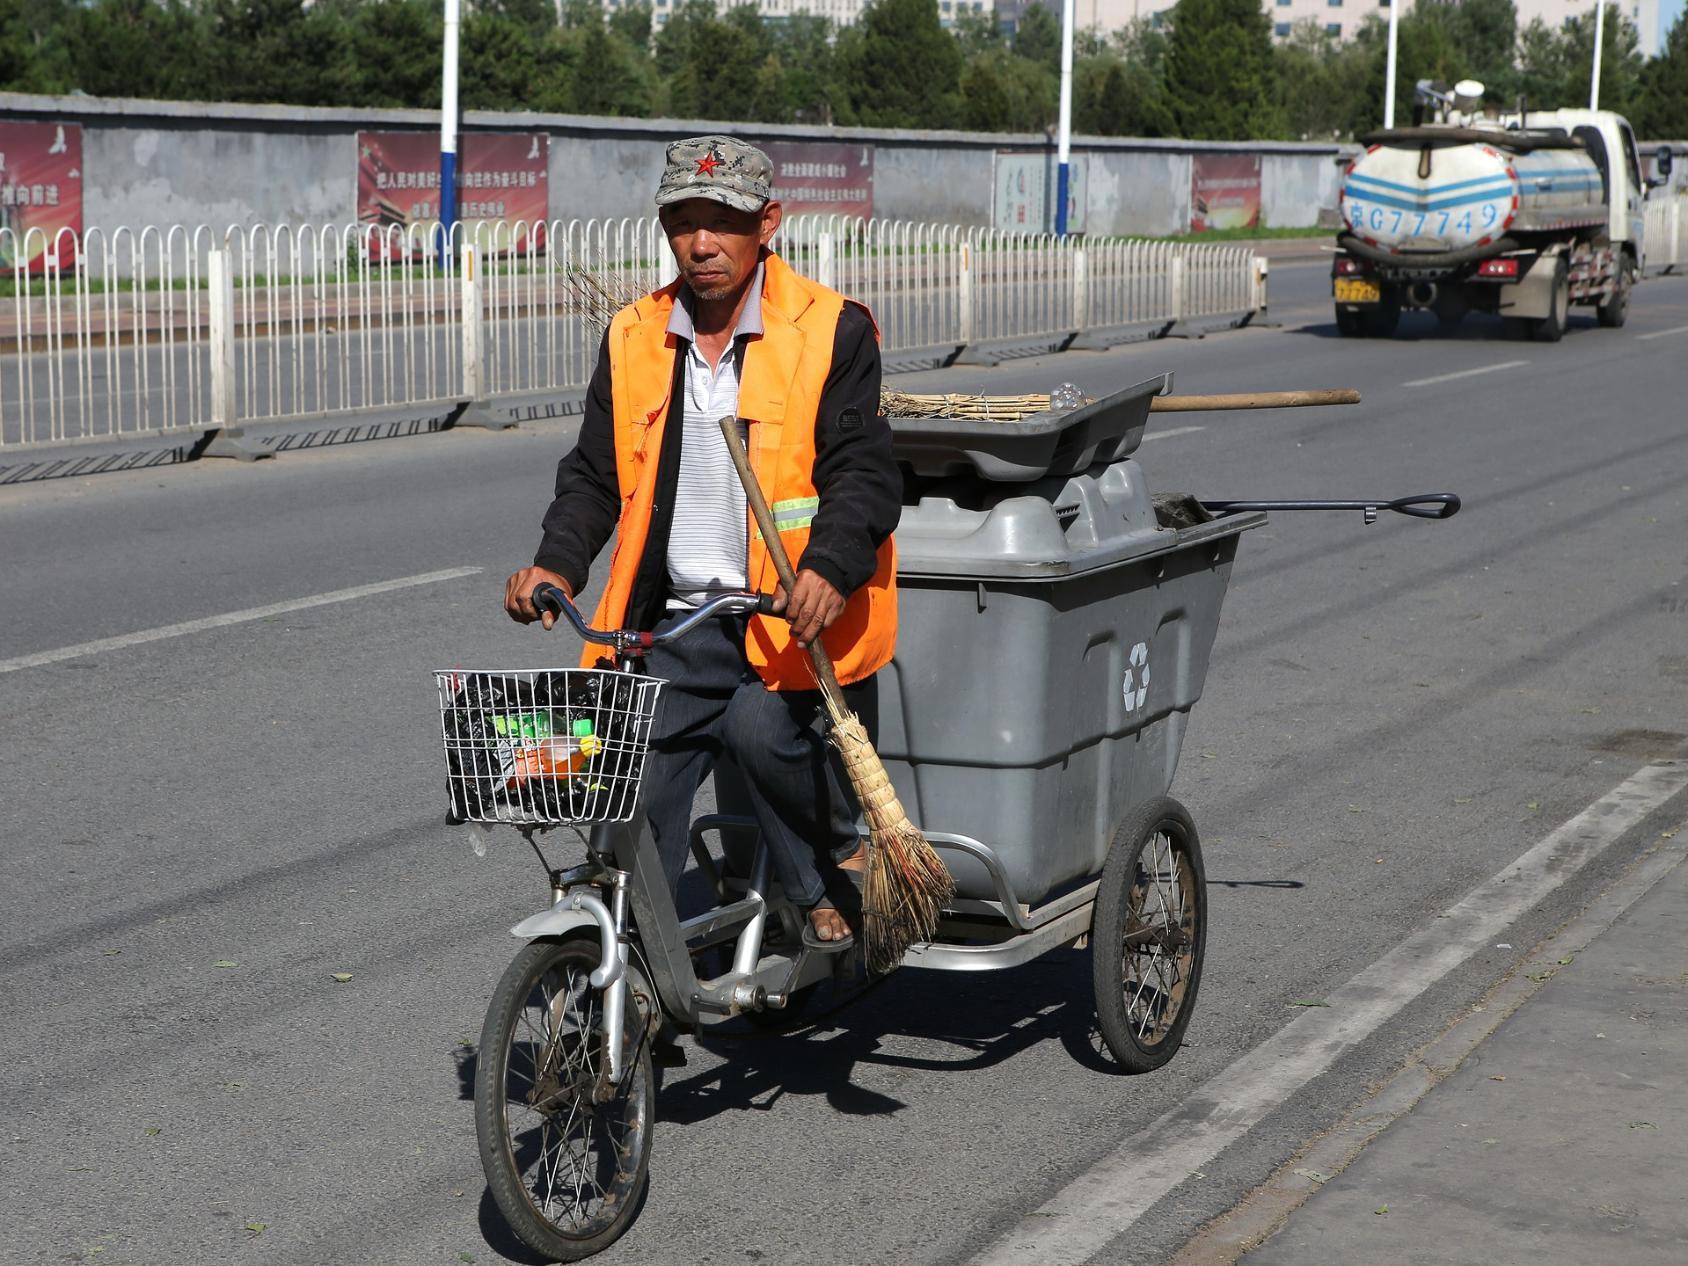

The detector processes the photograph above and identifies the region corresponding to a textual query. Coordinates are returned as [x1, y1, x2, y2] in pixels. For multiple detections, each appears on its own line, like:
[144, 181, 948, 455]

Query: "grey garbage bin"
[877, 375, 1263, 908]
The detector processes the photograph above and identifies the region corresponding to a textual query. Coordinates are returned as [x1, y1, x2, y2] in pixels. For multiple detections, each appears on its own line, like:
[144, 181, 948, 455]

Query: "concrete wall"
[1, 92, 1354, 237]
[5, 94, 1679, 238]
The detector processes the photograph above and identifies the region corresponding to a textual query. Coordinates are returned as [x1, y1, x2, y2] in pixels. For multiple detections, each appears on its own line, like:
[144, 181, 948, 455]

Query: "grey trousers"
[640, 612, 874, 909]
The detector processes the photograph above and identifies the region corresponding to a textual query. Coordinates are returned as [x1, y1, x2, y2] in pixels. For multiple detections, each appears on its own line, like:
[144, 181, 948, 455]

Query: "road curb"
[1167, 777, 1688, 1266]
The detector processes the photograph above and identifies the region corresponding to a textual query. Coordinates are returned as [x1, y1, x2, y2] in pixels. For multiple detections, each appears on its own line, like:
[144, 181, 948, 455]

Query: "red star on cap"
[695, 151, 722, 177]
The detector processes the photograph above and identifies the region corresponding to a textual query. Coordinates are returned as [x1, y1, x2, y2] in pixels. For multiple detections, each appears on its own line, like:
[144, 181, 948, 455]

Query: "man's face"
[659, 198, 782, 302]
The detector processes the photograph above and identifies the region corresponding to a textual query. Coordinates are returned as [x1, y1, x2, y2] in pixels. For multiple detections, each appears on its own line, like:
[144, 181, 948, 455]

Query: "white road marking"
[1141, 426, 1205, 442]
[0, 567, 482, 675]
[1403, 360, 1528, 388]
[1637, 323, 1688, 341]
[973, 759, 1688, 1266]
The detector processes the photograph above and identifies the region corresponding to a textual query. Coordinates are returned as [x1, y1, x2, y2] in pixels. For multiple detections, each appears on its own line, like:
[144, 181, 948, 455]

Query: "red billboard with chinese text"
[357, 131, 549, 257]
[1190, 154, 1262, 232]
[765, 141, 873, 220]
[0, 121, 83, 273]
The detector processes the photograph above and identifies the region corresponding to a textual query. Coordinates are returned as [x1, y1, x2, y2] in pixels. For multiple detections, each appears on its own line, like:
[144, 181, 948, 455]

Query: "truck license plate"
[1335, 278, 1381, 304]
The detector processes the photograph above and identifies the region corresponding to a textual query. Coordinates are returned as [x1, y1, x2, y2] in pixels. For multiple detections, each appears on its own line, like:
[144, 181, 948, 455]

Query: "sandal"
[801, 896, 856, 953]
[801, 861, 866, 953]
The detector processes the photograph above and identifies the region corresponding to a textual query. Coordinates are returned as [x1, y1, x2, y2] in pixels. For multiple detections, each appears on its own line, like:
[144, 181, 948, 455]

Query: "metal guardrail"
[1644, 192, 1687, 274]
[1, 216, 1264, 453]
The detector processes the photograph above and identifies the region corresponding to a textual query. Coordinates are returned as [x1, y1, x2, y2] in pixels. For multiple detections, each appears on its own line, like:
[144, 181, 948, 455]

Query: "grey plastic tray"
[888, 373, 1170, 482]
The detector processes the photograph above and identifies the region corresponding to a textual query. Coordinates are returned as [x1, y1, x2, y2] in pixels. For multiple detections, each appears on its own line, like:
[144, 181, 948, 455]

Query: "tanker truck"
[1332, 80, 1675, 340]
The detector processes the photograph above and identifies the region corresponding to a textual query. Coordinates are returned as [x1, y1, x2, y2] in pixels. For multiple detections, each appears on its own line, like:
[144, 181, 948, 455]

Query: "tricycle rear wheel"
[1091, 797, 1207, 1073]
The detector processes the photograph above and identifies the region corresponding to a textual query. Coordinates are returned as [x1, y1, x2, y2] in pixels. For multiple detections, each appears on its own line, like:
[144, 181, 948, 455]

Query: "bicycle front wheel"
[475, 937, 655, 1261]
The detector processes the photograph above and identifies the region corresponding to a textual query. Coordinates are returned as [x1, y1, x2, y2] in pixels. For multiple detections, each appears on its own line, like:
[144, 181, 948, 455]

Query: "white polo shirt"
[663, 264, 763, 610]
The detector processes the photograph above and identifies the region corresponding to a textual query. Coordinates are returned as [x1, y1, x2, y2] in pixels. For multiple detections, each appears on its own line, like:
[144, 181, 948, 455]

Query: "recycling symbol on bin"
[1122, 641, 1151, 712]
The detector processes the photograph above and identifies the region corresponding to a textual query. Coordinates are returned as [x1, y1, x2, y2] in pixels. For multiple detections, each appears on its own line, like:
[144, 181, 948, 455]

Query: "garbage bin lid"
[889, 374, 1168, 483]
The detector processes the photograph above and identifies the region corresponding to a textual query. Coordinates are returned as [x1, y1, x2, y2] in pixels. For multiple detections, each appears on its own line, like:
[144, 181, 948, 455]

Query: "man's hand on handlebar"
[504, 567, 573, 629]
[772, 569, 844, 649]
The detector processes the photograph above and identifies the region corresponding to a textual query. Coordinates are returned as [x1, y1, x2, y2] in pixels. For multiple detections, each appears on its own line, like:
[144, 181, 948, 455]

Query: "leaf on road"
[459, 1254, 476, 1263]
[331, 972, 353, 983]
[1489, 1075, 1506, 1082]
[1293, 1167, 1332, 1184]
[1290, 999, 1330, 1007]
[1557, 957, 1574, 965]
[1454, 797, 1473, 804]
[103, 949, 122, 956]
[1374, 1204, 1389, 1215]
[143, 1127, 161, 1137]
[1629, 1121, 1657, 1130]
[244, 1223, 266, 1234]
[213, 960, 239, 969]
[1526, 971, 1555, 982]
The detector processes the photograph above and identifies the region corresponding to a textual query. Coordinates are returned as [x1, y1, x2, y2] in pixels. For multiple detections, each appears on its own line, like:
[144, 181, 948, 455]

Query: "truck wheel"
[1530, 259, 1570, 343]
[1597, 260, 1633, 328]
[1335, 306, 1367, 337]
[1363, 286, 1402, 337]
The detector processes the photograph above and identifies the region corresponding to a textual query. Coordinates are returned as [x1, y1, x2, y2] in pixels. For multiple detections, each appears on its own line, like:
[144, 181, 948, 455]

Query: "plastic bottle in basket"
[507, 720, 601, 788]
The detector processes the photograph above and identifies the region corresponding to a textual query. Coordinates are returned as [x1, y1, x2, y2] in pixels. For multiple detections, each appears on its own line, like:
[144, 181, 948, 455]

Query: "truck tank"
[1339, 128, 1608, 263]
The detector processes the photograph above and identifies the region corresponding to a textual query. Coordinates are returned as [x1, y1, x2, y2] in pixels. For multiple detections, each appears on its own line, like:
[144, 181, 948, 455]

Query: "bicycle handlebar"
[531, 583, 778, 655]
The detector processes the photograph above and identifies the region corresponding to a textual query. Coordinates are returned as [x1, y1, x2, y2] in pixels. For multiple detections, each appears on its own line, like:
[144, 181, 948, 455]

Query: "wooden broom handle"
[716, 415, 850, 709]
[1150, 388, 1361, 411]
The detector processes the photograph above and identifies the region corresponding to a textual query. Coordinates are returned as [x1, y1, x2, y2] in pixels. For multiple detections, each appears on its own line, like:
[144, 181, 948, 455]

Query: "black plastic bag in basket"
[442, 670, 647, 822]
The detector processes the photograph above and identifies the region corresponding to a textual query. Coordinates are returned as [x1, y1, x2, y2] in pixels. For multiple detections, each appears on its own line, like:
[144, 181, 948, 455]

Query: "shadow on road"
[1293, 311, 1597, 342]
[654, 950, 1126, 1124]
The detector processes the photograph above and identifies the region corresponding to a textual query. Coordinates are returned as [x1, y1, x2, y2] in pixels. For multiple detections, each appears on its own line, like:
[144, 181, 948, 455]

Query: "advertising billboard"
[764, 141, 874, 220]
[1190, 154, 1262, 232]
[0, 121, 83, 273]
[357, 131, 549, 256]
[992, 152, 1087, 234]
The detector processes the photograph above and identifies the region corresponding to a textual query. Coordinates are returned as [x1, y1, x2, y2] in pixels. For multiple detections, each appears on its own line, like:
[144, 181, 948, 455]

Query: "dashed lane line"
[0, 567, 482, 675]
[1403, 360, 1529, 388]
[972, 759, 1688, 1266]
[1637, 323, 1688, 341]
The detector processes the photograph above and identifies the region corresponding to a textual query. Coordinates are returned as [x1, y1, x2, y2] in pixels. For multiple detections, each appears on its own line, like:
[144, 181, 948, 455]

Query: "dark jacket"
[533, 297, 901, 636]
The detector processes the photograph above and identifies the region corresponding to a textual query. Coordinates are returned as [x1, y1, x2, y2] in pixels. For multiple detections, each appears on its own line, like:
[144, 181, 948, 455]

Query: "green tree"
[1635, 9, 1688, 137]
[960, 47, 1055, 131]
[1163, 0, 1282, 138]
[1012, 1, 1060, 72]
[953, 6, 1001, 57]
[841, 0, 962, 128]
[461, 9, 541, 110]
[201, 0, 353, 105]
[608, 1, 652, 46]
[769, 13, 842, 123]
[340, 0, 441, 108]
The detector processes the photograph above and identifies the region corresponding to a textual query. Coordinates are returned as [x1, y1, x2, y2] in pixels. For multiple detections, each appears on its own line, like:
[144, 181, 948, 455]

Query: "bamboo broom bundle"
[717, 415, 954, 974]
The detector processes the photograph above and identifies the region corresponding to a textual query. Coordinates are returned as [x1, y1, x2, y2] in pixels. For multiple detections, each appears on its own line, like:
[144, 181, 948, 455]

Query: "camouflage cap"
[654, 136, 774, 214]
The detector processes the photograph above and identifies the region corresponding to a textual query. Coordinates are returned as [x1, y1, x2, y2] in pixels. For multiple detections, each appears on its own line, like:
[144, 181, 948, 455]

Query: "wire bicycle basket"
[433, 668, 665, 827]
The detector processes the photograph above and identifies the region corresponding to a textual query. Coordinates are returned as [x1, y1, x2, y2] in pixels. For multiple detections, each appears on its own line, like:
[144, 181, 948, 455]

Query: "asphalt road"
[5, 262, 1688, 1266]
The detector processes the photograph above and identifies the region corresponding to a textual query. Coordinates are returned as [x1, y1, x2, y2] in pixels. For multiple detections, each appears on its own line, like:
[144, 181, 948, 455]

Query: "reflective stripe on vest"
[582, 253, 896, 690]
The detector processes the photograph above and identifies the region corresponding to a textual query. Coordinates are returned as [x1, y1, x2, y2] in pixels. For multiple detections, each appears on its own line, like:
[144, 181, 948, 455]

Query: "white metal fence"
[1644, 192, 1688, 274]
[1, 216, 1262, 452]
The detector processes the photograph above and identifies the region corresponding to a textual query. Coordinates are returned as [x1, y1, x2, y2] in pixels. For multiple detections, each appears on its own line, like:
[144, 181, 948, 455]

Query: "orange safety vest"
[581, 253, 897, 690]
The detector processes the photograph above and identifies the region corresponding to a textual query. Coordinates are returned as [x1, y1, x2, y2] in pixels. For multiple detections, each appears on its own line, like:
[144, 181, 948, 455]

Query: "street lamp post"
[1056, 0, 1075, 235]
[1383, 0, 1401, 129]
[440, 0, 461, 267]
[1590, 0, 1606, 109]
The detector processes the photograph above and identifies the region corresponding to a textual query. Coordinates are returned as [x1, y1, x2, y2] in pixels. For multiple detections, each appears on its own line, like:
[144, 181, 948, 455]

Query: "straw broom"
[717, 415, 954, 974]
